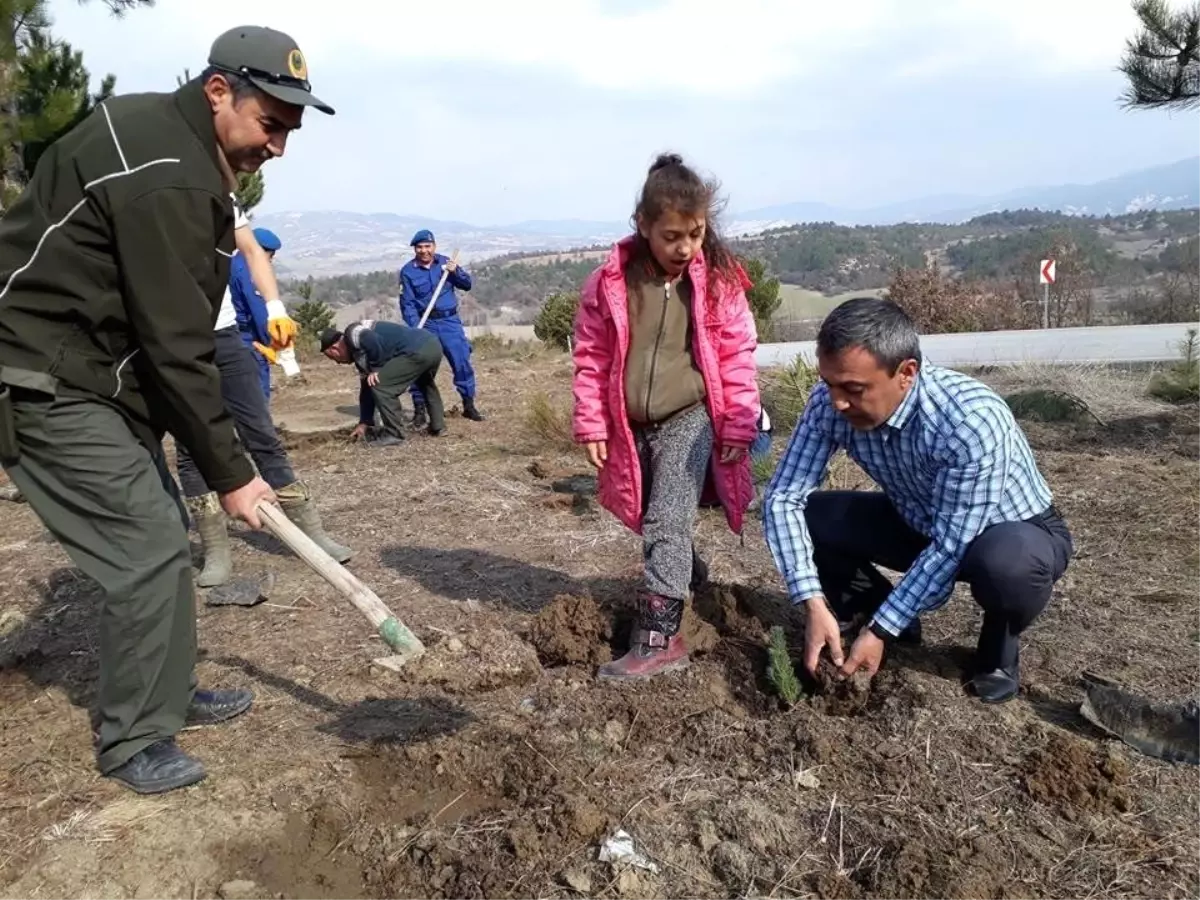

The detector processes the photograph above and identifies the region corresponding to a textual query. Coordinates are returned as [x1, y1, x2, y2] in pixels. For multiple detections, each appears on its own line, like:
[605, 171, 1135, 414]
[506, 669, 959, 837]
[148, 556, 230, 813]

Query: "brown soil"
[528, 594, 613, 666]
[0, 351, 1197, 900]
[1024, 733, 1133, 818]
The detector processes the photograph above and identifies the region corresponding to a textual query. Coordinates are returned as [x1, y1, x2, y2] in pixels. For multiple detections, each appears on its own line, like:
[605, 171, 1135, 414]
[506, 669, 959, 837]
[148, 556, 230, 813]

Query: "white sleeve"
[230, 192, 249, 230]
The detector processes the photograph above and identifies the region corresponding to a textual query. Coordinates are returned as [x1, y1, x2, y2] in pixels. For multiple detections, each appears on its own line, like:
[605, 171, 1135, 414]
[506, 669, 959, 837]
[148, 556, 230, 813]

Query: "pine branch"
[1118, 0, 1200, 110]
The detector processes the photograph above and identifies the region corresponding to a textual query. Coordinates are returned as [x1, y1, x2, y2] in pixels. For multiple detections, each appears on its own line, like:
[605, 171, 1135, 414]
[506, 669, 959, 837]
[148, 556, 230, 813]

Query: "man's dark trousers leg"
[176, 327, 295, 496]
[804, 491, 1073, 670]
[375, 341, 444, 438]
[1, 390, 196, 774]
[408, 315, 476, 404]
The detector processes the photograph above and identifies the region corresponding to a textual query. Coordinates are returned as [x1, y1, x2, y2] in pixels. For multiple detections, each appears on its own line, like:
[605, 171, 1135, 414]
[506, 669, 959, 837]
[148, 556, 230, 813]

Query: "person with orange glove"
[174, 195, 352, 588]
[230, 226, 284, 399]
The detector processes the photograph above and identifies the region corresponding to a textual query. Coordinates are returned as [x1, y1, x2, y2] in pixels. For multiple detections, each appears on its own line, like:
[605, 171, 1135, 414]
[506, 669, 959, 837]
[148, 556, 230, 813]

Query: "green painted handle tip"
[378, 616, 421, 651]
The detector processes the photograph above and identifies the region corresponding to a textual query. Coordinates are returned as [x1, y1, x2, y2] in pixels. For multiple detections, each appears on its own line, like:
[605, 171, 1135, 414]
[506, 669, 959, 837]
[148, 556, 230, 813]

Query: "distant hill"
[289, 208, 1199, 333]
[257, 157, 1199, 278]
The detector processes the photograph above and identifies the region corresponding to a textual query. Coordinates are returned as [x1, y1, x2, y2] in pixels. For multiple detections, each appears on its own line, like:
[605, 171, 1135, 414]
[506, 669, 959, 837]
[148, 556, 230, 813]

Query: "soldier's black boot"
[411, 402, 428, 429]
[462, 397, 485, 422]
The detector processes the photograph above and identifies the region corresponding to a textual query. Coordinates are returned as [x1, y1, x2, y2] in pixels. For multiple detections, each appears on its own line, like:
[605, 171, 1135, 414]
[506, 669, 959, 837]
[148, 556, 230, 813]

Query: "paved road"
[756, 322, 1198, 368]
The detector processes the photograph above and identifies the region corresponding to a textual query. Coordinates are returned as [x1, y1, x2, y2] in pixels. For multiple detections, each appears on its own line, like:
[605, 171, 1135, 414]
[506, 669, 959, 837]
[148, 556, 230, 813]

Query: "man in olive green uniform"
[0, 26, 334, 795]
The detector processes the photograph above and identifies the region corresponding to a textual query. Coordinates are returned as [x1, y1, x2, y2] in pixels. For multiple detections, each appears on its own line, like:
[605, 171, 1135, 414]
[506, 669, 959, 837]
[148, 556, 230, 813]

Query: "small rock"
[562, 869, 592, 894]
[519, 697, 536, 713]
[0, 608, 28, 638]
[697, 819, 720, 853]
[793, 769, 820, 790]
[446, 638, 465, 654]
[322, 464, 341, 474]
[604, 719, 627, 747]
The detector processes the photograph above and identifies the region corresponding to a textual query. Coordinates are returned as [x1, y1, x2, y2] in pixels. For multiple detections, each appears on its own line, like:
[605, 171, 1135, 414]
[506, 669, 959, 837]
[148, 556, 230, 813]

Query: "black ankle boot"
[462, 397, 485, 421]
[411, 403, 428, 428]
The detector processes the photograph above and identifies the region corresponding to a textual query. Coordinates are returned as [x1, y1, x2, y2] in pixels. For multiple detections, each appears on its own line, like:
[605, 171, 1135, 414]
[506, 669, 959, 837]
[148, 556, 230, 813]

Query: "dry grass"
[523, 390, 576, 454]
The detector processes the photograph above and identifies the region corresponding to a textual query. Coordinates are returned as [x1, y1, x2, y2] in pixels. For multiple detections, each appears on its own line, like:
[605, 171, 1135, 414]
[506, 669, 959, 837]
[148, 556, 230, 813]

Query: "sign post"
[1038, 258, 1056, 328]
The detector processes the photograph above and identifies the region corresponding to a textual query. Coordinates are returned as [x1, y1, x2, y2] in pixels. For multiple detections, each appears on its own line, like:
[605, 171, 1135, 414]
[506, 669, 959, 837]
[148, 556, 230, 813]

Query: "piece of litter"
[793, 769, 820, 790]
[598, 829, 659, 874]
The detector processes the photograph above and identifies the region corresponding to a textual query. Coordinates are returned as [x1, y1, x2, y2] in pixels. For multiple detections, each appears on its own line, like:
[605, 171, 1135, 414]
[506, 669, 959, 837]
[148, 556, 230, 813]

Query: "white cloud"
[52, 0, 902, 93]
[41, 0, 1199, 222]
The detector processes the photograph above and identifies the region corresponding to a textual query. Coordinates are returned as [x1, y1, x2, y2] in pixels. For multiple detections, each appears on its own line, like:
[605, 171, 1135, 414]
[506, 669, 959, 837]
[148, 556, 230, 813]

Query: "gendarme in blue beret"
[253, 227, 281, 252]
[410, 229, 435, 246]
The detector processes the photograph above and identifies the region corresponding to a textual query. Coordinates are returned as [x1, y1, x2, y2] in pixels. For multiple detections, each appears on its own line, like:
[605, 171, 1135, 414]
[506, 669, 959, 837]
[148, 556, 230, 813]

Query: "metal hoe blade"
[1080, 671, 1199, 765]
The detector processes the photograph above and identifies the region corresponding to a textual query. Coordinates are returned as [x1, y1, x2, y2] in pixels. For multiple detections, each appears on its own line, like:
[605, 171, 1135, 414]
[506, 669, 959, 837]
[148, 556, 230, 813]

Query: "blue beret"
[410, 229, 435, 246]
[253, 227, 281, 251]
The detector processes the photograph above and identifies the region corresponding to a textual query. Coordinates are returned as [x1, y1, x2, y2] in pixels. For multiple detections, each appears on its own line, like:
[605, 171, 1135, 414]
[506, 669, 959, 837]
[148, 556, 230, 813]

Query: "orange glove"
[252, 341, 278, 364]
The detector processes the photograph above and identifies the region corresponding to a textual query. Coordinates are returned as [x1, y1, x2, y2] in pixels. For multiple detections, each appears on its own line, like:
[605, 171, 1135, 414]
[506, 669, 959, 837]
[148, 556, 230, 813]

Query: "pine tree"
[1118, 0, 1200, 110]
[0, 0, 151, 206]
[17, 30, 114, 178]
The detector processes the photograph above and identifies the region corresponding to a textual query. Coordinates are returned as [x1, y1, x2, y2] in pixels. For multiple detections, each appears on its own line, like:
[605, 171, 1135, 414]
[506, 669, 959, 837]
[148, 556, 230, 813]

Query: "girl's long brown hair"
[627, 152, 740, 297]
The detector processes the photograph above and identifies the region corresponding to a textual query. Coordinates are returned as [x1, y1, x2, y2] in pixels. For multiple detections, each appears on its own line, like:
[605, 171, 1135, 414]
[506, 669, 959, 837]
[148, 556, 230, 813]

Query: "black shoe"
[106, 739, 206, 794]
[411, 404, 428, 428]
[972, 666, 1020, 703]
[370, 434, 404, 447]
[185, 688, 253, 726]
[462, 398, 485, 422]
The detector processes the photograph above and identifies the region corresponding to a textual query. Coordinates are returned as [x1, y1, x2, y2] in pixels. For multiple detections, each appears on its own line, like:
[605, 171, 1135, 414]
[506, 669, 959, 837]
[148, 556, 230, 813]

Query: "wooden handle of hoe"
[417, 249, 461, 330]
[256, 502, 426, 659]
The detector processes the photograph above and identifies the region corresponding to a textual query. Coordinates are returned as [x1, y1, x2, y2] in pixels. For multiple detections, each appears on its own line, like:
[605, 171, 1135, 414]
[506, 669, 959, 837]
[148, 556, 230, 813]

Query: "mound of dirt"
[528, 591, 721, 672]
[680, 604, 720, 655]
[528, 594, 613, 666]
[406, 628, 542, 694]
[1024, 733, 1132, 818]
[811, 658, 873, 716]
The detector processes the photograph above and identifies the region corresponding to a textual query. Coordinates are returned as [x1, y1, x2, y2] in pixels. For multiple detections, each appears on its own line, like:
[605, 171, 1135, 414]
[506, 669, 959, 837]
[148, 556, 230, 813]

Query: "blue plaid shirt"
[763, 364, 1053, 636]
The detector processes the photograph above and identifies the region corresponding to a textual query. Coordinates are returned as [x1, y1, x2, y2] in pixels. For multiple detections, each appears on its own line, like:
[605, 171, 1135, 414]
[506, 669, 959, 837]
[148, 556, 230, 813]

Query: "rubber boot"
[185, 492, 233, 587]
[690, 547, 709, 594]
[597, 592, 689, 681]
[411, 402, 428, 429]
[462, 397, 485, 422]
[275, 480, 353, 563]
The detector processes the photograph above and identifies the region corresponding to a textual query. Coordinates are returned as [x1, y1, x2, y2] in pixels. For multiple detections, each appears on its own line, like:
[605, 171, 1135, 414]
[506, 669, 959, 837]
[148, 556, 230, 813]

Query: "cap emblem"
[287, 48, 307, 79]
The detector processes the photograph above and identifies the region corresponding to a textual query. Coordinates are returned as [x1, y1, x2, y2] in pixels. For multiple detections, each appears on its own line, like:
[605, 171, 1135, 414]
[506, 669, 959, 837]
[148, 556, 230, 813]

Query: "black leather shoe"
[369, 434, 404, 448]
[106, 739, 206, 794]
[185, 688, 253, 726]
[972, 666, 1020, 704]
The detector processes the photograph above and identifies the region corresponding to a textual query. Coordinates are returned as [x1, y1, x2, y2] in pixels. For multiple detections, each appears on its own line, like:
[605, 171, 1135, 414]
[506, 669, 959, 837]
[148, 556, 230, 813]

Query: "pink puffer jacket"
[571, 236, 760, 536]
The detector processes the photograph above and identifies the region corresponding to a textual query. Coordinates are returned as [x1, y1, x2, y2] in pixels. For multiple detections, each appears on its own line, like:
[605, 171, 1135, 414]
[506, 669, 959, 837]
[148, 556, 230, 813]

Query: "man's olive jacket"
[0, 78, 254, 492]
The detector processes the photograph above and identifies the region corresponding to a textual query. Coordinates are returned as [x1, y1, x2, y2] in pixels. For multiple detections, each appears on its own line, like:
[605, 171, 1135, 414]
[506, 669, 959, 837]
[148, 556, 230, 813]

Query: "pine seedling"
[767, 625, 801, 706]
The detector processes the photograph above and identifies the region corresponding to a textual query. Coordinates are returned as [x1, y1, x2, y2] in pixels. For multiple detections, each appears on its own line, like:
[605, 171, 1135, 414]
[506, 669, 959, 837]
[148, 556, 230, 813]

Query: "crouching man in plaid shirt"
[763, 298, 1073, 704]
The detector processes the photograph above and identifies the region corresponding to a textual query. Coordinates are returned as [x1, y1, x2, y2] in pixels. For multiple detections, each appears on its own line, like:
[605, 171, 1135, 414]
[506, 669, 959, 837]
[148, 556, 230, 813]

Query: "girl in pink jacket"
[572, 153, 761, 681]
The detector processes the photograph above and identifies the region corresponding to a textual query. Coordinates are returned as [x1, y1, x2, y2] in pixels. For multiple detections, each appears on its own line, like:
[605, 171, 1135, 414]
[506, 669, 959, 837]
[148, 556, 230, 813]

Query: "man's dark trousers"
[1, 389, 197, 774]
[805, 491, 1073, 670]
[176, 326, 294, 496]
[373, 338, 444, 438]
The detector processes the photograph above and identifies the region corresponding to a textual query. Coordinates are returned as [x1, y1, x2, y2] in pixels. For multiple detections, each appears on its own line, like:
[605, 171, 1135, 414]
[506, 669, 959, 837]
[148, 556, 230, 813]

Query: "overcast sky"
[48, 0, 1200, 225]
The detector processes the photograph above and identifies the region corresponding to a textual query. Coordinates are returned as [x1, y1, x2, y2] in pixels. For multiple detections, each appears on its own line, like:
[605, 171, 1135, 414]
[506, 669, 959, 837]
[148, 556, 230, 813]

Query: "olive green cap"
[207, 25, 334, 115]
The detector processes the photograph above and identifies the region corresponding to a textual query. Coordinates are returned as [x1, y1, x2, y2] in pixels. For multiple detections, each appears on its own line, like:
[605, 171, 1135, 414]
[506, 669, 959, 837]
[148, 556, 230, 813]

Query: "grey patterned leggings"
[635, 404, 714, 601]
